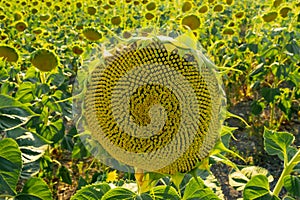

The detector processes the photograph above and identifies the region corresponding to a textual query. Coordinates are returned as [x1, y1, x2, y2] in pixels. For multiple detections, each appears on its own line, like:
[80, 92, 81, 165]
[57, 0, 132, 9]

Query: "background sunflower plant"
[0, 0, 299, 199]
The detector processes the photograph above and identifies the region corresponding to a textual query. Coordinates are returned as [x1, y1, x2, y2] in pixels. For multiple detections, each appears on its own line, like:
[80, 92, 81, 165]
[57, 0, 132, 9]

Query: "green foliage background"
[0, 0, 299, 199]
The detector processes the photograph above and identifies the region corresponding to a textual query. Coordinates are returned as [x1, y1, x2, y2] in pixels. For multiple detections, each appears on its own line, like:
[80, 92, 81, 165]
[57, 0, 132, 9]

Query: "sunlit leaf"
[182, 177, 220, 200]
[151, 185, 180, 200]
[264, 127, 295, 162]
[15, 177, 52, 200]
[284, 175, 300, 198]
[102, 187, 136, 200]
[6, 128, 50, 179]
[0, 138, 22, 197]
[71, 183, 111, 200]
[229, 166, 273, 191]
[0, 94, 35, 131]
[261, 87, 280, 103]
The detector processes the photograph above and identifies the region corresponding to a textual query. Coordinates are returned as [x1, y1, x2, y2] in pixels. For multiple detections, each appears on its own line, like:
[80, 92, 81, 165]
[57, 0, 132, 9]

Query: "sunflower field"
[0, 0, 300, 199]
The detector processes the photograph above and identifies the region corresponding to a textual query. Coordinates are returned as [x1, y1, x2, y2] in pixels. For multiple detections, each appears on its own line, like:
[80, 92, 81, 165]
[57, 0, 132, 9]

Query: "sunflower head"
[235, 11, 244, 19]
[87, 6, 97, 15]
[279, 7, 292, 18]
[146, 2, 156, 11]
[72, 45, 84, 55]
[15, 21, 27, 32]
[223, 28, 235, 35]
[262, 11, 278, 22]
[14, 12, 23, 21]
[74, 31, 226, 174]
[39, 14, 51, 21]
[198, 5, 208, 14]
[111, 16, 121, 25]
[0, 45, 19, 62]
[145, 12, 155, 20]
[83, 27, 102, 41]
[32, 28, 43, 35]
[182, 1, 193, 12]
[213, 4, 224, 12]
[181, 15, 200, 30]
[30, 49, 59, 72]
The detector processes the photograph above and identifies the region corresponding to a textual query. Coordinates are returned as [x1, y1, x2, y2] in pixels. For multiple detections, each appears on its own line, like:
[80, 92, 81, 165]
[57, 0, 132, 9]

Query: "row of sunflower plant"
[0, 0, 299, 199]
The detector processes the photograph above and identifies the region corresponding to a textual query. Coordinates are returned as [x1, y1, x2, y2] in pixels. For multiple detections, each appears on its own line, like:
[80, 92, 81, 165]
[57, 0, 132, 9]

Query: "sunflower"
[72, 45, 84, 55]
[14, 12, 22, 21]
[111, 16, 121, 25]
[32, 28, 43, 35]
[198, 5, 208, 14]
[262, 11, 278, 22]
[279, 7, 292, 18]
[123, 31, 132, 38]
[226, 0, 233, 5]
[54, 6, 60, 11]
[108, 0, 116, 5]
[45, 1, 52, 7]
[0, 14, 6, 20]
[0, 33, 8, 41]
[87, 6, 96, 15]
[273, 0, 283, 7]
[76, 2, 82, 8]
[213, 4, 224, 12]
[15, 21, 27, 32]
[31, 8, 38, 14]
[74, 32, 226, 174]
[146, 2, 156, 11]
[223, 28, 235, 35]
[30, 49, 59, 72]
[82, 27, 102, 41]
[235, 11, 244, 19]
[145, 12, 155, 20]
[181, 15, 200, 30]
[76, 24, 84, 30]
[106, 170, 118, 182]
[182, 1, 192, 12]
[39, 14, 50, 21]
[0, 45, 19, 62]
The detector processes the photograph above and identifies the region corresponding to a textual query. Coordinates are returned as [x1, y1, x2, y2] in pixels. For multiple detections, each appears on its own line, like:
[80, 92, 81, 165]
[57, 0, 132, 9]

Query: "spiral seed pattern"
[83, 36, 224, 174]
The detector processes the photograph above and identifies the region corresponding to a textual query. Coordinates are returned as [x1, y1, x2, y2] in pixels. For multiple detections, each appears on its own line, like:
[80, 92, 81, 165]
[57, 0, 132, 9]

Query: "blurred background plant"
[0, 0, 299, 199]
